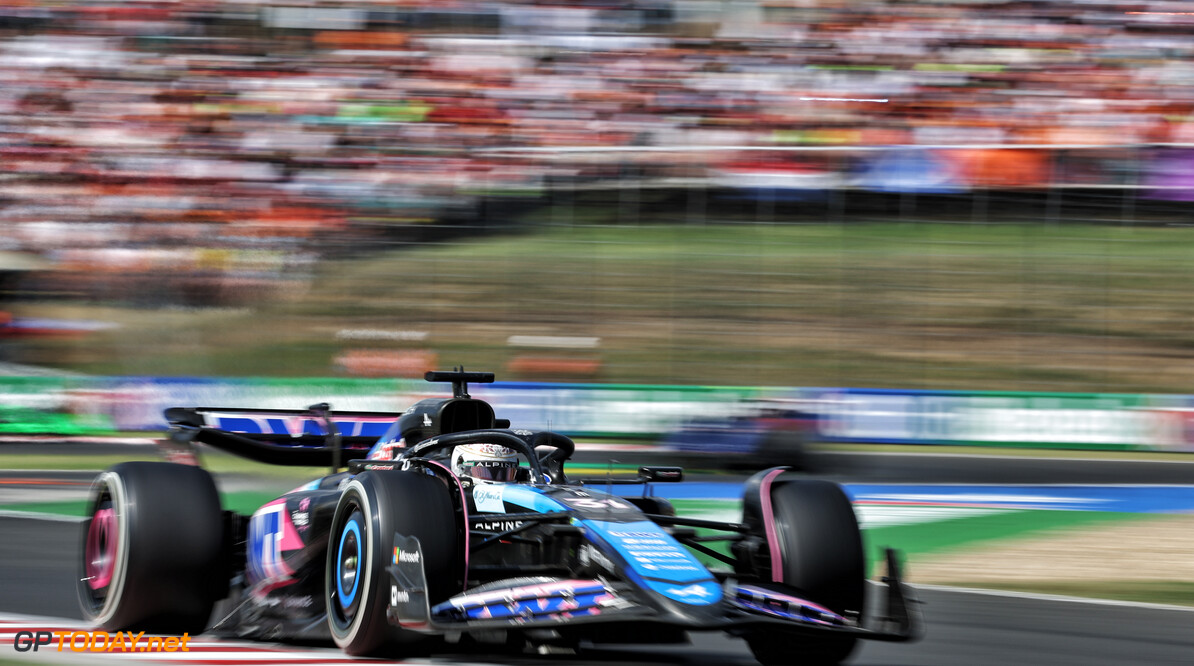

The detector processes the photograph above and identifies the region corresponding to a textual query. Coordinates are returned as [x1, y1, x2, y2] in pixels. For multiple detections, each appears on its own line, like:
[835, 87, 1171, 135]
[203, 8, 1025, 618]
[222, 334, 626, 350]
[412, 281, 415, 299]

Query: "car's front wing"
[386, 536, 920, 642]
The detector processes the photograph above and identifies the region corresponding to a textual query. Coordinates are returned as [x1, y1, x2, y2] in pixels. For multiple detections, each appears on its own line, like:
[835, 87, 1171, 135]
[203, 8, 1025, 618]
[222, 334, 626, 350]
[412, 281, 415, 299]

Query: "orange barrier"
[334, 349, 438, 378]
[948, 148, 1051, 187]
[506, 356, 602, 379]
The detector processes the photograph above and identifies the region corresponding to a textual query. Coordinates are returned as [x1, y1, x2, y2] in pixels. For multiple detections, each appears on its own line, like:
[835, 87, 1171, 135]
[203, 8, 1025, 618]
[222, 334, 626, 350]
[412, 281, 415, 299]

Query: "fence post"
[1121, 145, 1140, 226]
[971, 187, 988, 224]
[687, 180, 707, 226]
[1045, 148, 1062, 224]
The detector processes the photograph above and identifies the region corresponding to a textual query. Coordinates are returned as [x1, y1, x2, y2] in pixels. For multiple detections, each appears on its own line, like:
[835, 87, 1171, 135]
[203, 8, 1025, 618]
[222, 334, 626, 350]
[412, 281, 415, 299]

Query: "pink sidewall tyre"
[740, 474, 865, 666]
[78, 461, 227, 635]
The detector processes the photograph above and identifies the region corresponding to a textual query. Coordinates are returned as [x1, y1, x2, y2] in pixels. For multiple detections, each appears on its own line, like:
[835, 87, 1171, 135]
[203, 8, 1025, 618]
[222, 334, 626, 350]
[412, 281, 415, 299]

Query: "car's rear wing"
[163, 405, 399, 467]
[162, 369, 505, 469]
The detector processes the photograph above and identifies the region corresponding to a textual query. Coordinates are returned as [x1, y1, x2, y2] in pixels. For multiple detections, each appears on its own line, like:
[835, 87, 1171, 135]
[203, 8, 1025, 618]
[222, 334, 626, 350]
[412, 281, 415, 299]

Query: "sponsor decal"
[469, 443, 514, 456]
[391, 585, 410, 605]
[259, 595, 314, 610]
[473, 485, 506, 512]
[393, 547, 421, 565]
[248, 502, 300, 585]
[599, 522, 708, 580]
[471, 519, 524, 532]
[11, 631, 189, 653]
[578, 544, 615, 573]
[665, 584, 715, 599]
[284, 416, 306, 438]
[290, 497, 311, 530]
[368, 439, 404, 461]
[608, 530, 662, 539]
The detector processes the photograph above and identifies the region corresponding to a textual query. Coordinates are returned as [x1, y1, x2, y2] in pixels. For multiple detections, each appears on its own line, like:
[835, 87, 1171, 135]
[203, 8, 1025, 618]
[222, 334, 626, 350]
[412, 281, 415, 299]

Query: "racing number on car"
[562, 497, 632, 510]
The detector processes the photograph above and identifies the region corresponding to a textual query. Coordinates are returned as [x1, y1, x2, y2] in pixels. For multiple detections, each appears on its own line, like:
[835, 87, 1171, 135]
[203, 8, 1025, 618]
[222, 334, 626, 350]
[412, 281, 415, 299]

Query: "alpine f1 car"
[78, 370, 920, 665]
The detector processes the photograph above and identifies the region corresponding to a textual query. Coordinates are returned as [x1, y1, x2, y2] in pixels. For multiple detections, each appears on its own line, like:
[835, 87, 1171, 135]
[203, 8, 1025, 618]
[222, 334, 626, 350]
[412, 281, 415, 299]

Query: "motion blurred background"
[7, 1, 1194, 630]
[3, 0, 1194, 450]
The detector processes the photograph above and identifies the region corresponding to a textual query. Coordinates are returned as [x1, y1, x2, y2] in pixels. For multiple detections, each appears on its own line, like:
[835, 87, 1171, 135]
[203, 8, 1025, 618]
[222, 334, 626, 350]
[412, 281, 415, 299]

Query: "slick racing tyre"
[743, 478, 865, 666]
[326, 471, 459, 656]
[78, 462, 227, 635]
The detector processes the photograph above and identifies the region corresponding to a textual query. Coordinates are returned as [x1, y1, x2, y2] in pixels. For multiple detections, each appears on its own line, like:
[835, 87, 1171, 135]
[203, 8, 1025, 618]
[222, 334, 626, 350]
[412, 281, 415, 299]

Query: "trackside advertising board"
[2, 378, 1194, 452]
[806, 388, 1194, 451]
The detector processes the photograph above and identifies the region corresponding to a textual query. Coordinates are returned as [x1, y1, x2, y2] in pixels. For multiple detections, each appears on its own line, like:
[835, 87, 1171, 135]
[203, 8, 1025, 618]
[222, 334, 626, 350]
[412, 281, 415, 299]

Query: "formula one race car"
[78, 370, 919, 665]
[659, 398, 818, 470]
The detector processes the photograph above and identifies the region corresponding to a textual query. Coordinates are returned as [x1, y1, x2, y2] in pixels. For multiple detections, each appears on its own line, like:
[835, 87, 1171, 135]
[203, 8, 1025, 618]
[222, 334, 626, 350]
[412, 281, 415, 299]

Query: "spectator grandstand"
[2, 1, 1193, 304]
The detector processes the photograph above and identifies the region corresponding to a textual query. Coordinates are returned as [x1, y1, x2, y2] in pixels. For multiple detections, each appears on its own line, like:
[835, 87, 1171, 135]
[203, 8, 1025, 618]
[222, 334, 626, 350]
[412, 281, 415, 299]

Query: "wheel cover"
[84, 506, 117, 590]
[80, 473, 129, 625]
[336, 516, 363, 615]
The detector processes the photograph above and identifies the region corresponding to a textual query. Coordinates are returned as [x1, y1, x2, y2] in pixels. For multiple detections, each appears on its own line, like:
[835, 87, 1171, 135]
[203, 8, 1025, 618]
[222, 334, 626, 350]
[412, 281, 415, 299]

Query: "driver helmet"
[451, 443, 519, 483]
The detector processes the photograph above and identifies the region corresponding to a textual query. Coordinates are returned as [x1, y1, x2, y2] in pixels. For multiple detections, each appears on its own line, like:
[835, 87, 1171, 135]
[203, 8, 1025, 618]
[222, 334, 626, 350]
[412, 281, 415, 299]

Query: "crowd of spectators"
[3, 0, 1194, 304]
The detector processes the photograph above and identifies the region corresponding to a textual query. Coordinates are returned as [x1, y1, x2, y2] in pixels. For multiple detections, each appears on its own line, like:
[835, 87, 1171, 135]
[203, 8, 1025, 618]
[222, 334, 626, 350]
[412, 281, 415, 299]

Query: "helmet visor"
[462, 460, 519, 482]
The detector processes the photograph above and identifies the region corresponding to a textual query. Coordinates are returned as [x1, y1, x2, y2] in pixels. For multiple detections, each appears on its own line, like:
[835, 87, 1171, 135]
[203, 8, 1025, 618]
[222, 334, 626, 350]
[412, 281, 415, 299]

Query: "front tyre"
[77, 462, 226, 634]
[326, 471, 458, 656]
[744, 478, 865, 666]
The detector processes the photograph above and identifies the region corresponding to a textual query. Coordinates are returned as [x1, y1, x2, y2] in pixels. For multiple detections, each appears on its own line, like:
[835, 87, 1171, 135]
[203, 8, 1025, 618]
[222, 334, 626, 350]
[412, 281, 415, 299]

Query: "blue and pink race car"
[78, 370, 919, 665]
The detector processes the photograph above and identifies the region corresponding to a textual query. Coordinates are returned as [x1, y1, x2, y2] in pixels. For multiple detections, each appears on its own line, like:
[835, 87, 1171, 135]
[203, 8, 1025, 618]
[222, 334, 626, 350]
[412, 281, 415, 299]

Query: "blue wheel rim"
[336, 518, 363, 608]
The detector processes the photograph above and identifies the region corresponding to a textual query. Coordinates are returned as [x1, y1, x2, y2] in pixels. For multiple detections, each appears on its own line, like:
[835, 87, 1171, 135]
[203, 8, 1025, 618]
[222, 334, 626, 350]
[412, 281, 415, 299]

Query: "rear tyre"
[326, 471, 459, 656]
[77, 462, 226, 634]
[744, 479, 865, 666]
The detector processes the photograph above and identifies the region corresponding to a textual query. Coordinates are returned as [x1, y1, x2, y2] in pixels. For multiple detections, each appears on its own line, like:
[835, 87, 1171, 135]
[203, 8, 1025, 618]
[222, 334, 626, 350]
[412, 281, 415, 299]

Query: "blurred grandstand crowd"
[2, 0, 1194, 305]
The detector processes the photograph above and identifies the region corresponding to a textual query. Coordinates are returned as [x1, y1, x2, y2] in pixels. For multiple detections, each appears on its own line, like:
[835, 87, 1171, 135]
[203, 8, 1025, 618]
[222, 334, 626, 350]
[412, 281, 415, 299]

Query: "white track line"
[0, 510, 84, 522]
[827, 450, 1194, 464]
[909, 583, 1194, 613]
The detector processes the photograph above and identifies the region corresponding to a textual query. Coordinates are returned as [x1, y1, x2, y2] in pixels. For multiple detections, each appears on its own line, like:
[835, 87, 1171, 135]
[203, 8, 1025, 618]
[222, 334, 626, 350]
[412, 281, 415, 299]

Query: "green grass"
[13, 222, 1194, 392]
[864, 509, 1141, 574]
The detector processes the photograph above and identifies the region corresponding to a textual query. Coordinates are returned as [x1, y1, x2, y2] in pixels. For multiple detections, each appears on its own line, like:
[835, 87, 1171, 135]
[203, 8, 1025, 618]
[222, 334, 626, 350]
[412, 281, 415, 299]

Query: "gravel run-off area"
[908, 512, 1194, 584]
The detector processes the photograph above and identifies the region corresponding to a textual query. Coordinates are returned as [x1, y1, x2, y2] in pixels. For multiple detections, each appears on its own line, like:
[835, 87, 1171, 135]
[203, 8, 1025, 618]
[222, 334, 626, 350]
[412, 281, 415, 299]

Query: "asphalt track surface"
[4, 445, 1194, 664]
[3, 513, 1194, 665]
